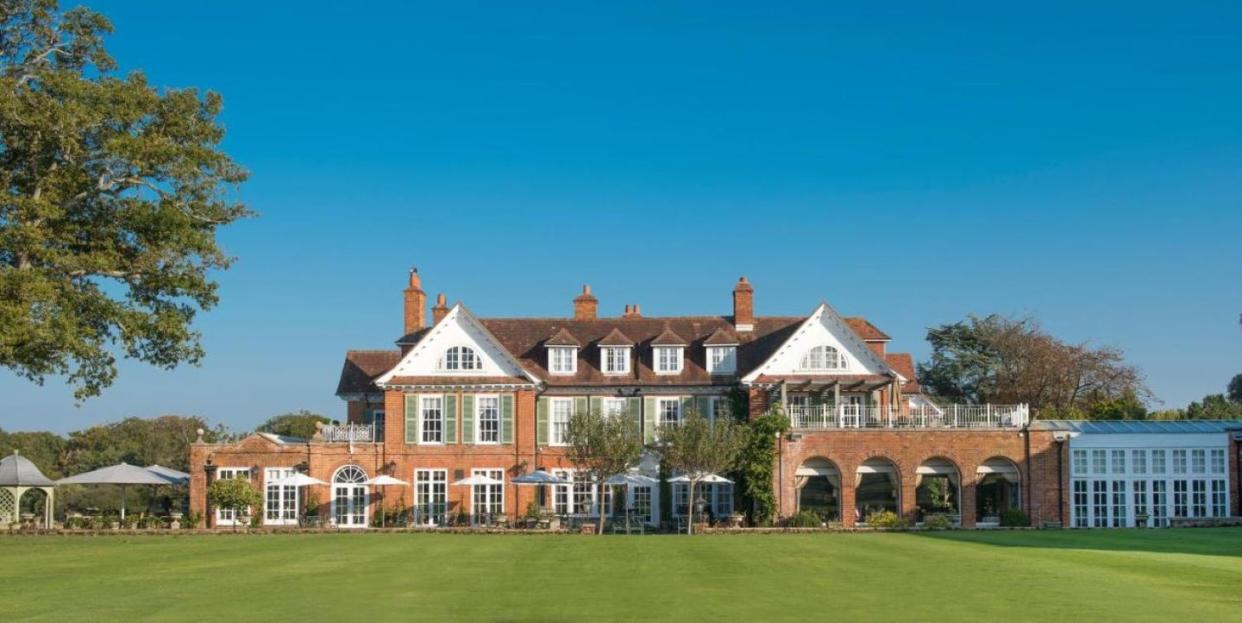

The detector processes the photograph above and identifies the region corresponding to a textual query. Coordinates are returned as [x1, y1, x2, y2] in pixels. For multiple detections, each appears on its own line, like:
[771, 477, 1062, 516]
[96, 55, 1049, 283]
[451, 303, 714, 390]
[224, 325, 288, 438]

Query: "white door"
[332, 465, 369, 527]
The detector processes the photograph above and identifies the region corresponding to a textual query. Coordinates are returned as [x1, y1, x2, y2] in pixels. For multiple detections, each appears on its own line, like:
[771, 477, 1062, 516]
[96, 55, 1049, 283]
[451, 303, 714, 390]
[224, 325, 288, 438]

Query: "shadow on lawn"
[906, 527, 1242, 558]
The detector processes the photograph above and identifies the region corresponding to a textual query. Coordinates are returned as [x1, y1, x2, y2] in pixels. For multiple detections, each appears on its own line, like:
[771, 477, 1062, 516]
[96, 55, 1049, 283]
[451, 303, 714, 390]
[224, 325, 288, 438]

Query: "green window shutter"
[574, 396, 588, 417]
[644, 397, 657, 444]
[627, 397, 642, 435]
[589, 396, 602, 416]
[697, 395, 713, 422]
[444, 394, 458, 444]
[536, 396, 549, 446]
[404, 394, 418, 444]
[461, 394, 475, 444]
[501, 394, 514, 444]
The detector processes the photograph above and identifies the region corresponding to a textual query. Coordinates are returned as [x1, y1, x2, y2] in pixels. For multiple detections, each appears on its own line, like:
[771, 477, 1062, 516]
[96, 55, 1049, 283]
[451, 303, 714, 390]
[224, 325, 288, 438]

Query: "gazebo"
[0, 451, 56, 529]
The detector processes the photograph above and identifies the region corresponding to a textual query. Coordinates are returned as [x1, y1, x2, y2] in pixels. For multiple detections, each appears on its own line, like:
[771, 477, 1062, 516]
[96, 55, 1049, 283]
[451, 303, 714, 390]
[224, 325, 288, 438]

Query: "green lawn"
[3, 529, 1241, 622]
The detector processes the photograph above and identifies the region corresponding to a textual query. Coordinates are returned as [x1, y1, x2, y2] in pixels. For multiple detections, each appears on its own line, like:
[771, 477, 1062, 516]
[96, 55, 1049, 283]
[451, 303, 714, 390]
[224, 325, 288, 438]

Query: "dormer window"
[799, 345, 845, 371]
[706, 346, 737, 375]
[439, 346, 482, 371]
[654, 346, 683, 374]
[601, 346, 630, 374]
[548, 347, 577, 375]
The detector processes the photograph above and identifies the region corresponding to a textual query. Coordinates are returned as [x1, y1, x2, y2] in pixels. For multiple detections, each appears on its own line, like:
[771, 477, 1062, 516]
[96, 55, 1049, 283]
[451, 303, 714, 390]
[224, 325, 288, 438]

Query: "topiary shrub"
[1000, 509, 1028, 527]
[787, 510, 823, 528]
[864, 509, 909, 529]
[922, 513, 953, 530]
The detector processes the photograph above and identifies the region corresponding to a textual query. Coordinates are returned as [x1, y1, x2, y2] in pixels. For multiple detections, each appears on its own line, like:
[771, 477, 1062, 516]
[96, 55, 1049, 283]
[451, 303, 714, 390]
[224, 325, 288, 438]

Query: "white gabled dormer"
[741, 303, 898, 383]
[376, 304, 538, 386]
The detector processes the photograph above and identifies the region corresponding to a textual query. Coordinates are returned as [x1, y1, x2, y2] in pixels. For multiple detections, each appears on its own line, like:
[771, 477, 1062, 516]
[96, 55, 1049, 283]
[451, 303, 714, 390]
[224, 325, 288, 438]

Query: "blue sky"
[3, 1, 1240, 433]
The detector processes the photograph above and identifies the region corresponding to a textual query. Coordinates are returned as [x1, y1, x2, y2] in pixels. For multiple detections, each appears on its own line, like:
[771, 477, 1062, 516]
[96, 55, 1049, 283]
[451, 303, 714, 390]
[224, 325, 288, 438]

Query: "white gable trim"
[375, 304, 540, 387]
[741, 303, 898, 384]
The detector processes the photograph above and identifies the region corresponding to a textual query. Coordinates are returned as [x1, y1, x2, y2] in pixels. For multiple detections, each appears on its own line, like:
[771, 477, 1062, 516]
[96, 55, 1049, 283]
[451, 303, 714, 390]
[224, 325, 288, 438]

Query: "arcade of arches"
[783, 431, 1063, 528]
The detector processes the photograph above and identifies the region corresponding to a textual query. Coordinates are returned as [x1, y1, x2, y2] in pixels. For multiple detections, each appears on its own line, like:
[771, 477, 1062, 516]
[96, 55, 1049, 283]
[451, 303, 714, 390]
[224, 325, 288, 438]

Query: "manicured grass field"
[2, 529, 1240, 621]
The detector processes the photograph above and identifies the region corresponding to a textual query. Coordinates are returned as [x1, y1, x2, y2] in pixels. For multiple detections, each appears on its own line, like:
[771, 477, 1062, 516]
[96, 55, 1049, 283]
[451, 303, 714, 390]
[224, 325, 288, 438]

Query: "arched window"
[440, 346, 482, 371]
[332, 465, 369, 528]
[800, 345, 844, 370]
[334, 465, 368, 484]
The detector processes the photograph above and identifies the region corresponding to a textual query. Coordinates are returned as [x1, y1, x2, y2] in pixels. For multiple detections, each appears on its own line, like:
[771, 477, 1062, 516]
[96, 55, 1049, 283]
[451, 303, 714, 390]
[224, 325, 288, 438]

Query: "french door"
[332, 465, 369, 528]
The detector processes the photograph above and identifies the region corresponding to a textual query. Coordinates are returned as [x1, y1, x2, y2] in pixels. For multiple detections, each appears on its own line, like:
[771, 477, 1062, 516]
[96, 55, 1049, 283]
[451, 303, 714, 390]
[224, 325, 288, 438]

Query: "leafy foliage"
[564, 407, 643, 534]
[787, 509, 823, 528]
[737, 406, 788, 526]
[657, 411, 746, 533]
[0, 0, 250, 399]
[919, 314, 1150, 416]
[206, 477, 260, 529]
[257, 410, 330, 439]
[864, 509, 908, 529]
[999, 509, 1029, 527]
[1228, 374, 1242, 404]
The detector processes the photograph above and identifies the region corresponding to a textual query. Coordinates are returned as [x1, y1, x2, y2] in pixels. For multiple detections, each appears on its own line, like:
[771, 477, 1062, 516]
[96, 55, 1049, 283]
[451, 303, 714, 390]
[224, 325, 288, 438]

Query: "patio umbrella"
[667, 473, 733, 484]
[363, 475, 409, 527]
[452, 474, 504, 525]
[603, 473, 659, 528]
[270, 473, 329, 525]
[510, 469, 569, 517]
[145, 465, 190, 484]
[57, 462, 182, 520]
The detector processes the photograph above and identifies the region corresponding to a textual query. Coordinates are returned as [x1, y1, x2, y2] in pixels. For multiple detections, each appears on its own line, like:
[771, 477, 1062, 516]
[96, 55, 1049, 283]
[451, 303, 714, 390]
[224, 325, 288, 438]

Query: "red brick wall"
[776, 429, 1065, 528]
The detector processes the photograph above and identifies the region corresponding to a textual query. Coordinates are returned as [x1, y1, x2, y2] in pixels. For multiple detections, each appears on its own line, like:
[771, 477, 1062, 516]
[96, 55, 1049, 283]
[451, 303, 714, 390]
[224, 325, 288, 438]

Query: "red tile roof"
[884, 353, 922, 394]
[336, 350, 402, 395]
[650, 325, 687, 346]
[545, 327, 581, 347]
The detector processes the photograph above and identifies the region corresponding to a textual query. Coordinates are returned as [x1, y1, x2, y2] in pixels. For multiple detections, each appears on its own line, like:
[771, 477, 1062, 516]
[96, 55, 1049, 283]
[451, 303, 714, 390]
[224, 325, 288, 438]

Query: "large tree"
[919, 314, 1151, 417]
[657, 412, 746, 534]
[257, 410, 331, 439]
[0, 0, 249, 399]
[563, 408, 643, 535]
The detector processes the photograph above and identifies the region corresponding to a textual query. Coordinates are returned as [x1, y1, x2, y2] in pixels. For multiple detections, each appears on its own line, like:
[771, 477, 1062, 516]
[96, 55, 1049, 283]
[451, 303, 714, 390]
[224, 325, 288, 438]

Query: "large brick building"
[188, 269, 1239, 529]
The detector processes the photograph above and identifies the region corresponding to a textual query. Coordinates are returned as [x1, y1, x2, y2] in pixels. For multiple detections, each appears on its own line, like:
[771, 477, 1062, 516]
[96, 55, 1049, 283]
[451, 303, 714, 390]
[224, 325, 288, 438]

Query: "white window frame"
[654, 346, 684, 375]
[600, 346, 631, 375]
[420, 395, 444, 445]
[475, 394, 501, 444]
[1071, 449, 1087, 474]
[264, 467, 299, 526]
[439, 345, 483, 371]
[656, 398, 682, 428]
[549, 397, 573, 446]
[708, 396, 731, 422]
[706, 346, 737, 375]
[548, 347, 577, 375]
[471, 468, 505, 523]
[331, 465, 369, 528]
[415, 468, 447, 526]
[1210, 448, 1226, 474]
[799, 345, 846, 371]
[601, 398, 627, 419]
[214, 467, 251, 526]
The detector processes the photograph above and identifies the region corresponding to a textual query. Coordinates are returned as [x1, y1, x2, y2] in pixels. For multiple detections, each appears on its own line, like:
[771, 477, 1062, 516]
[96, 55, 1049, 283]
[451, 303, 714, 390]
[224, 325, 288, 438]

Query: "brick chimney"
[403, 268, 426, 335]
[733, 276, 754, 332]
[432, 293, 449, 324]
[573, 285, 598, 320]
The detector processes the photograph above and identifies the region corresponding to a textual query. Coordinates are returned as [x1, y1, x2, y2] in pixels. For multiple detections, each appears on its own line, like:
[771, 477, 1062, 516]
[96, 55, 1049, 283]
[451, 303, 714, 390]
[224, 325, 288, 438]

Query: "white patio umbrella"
[270, 473, 328, 525]
[603, 473, 659, 528]
[668, 473, 733, 533]
[510, 469, 569, 517]
[363, 475, 409, 527]
[144, 465, 190, 484]
[452, 474, 504, 525]
[667, 473, 733, 484]
[57, 462, 182, 520]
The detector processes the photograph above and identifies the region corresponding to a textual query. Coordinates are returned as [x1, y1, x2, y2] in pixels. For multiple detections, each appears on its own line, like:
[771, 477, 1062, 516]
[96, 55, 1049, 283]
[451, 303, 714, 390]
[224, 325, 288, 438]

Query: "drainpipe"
[1022, 425, 1032, 522]
[1053, 438, 1065, 526]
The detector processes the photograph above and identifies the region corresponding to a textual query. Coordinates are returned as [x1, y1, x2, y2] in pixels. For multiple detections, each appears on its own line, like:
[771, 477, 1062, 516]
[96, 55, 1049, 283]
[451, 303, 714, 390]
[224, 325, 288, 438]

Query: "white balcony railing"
[786, 404, 1028, 430]
[320, 423, 376, 443]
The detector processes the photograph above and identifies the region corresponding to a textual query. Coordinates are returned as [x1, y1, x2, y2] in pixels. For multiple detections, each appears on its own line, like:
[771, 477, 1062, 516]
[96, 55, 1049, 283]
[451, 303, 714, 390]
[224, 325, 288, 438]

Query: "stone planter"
[728, 513, 746, 529]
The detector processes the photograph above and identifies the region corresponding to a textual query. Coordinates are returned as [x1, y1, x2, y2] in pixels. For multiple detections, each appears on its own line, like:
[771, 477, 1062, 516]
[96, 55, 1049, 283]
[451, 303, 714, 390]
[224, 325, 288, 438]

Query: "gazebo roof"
[0, 452, 55, 487]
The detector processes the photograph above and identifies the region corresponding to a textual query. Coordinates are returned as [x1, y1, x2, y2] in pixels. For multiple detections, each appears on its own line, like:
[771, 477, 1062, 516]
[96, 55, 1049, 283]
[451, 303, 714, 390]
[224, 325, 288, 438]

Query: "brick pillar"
[747, 387, 769, 421]
[840, 473, 857, 528]
[960, 477, 977, 528]
[901, 473, 918, 524]
[384, 390, 405, 447]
